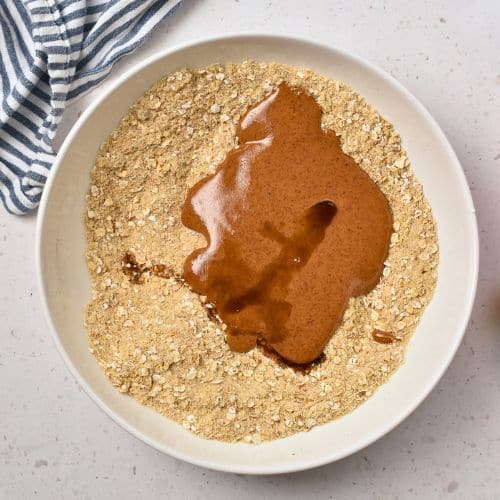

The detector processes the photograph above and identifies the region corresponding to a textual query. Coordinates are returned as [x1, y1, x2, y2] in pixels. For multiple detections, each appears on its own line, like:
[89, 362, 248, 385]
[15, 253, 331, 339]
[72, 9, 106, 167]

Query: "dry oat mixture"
[84, 61, 438, 443]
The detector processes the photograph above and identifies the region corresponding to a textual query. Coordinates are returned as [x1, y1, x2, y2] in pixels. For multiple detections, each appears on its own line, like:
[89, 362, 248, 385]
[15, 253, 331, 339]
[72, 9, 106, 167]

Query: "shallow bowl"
[36, 34, 478, 474]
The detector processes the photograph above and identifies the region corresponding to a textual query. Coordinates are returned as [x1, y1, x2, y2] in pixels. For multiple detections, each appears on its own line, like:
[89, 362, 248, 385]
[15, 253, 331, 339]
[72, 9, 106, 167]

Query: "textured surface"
[83, 62, 436, 441]
[0, 0, 499, 498]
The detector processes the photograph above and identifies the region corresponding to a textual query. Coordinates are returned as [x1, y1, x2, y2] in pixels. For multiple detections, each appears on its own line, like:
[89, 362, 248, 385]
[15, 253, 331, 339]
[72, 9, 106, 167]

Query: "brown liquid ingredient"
[181, 83, 393, 364]
[122, 251, 183, 284]
[371, 329, 400, 344]
[122, 251, 224, 326]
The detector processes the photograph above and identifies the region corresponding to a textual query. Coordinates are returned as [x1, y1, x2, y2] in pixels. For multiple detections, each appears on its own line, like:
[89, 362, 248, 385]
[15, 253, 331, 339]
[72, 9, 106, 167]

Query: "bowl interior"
[37, 35, 477, 474]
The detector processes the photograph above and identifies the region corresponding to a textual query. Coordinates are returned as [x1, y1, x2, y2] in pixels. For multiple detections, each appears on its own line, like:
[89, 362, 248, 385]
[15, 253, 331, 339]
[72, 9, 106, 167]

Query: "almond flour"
[84, 61, 438, 443]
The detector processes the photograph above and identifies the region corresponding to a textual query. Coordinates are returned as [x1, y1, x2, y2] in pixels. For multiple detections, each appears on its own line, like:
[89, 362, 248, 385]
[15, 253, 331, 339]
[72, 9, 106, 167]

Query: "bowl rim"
[35, 32, 479, 474]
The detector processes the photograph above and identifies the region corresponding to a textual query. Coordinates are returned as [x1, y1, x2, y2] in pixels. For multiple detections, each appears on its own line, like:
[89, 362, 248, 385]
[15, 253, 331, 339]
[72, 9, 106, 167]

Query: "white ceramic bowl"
[36, 34, 478, 474]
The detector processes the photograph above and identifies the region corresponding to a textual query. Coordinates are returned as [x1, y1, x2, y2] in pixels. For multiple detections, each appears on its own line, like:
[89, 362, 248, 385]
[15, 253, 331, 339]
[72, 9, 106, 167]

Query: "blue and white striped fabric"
[0, 0, 182, 214]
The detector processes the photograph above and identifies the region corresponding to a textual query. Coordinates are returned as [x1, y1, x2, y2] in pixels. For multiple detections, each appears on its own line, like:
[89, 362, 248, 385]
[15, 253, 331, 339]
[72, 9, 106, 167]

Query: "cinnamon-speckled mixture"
[84, 61, 438, 443]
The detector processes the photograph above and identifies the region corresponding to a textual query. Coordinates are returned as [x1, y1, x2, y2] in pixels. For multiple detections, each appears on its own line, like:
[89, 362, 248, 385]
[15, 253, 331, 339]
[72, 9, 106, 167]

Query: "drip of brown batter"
[122, 251, 183, 284]
[181, 83, 393, 364]
[122, 251, 223, 326]
[371, 329, 401, 344]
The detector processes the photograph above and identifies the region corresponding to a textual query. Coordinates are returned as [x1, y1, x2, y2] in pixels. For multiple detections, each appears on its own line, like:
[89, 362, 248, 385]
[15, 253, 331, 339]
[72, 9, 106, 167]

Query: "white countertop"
[1, 1, 499, 498]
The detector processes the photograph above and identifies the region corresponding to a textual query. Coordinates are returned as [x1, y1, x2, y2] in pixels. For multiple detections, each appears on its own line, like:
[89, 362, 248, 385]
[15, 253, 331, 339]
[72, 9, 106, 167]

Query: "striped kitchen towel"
[0, 0, 182, 214]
